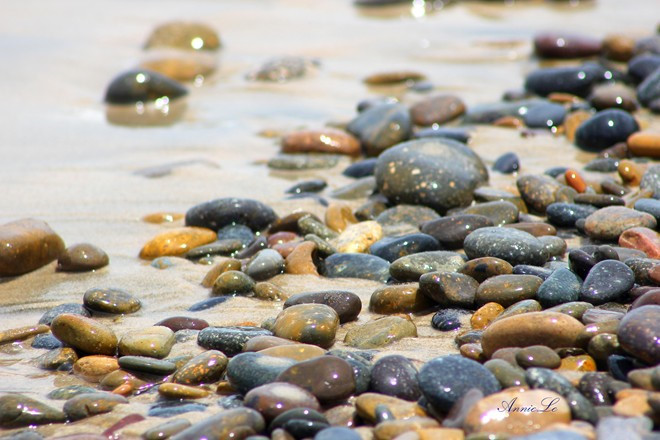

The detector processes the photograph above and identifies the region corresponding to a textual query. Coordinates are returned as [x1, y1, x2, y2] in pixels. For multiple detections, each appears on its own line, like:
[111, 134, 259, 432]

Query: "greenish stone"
[390, 251, 466, 282]
[63, 392, 128, 421]
[298, 216, 338, 240]
[118, 355, 177, 375]
[344, 316, 417, 349]
[83, 287, 141, 314]
[47, 385, 98, 400]
[493, 299, 542, 322]
[0, 394, 66, 427]
[211, 270, 255, 296]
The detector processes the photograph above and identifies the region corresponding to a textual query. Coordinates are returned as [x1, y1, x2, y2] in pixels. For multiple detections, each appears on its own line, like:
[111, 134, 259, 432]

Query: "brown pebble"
[325, 202, 358, 233]
[558, 355, 597, 372]
[563, 110, 592, 142]
[0, 218, 65, 276]
[370, 283, 435, 314]
[142, 212, 184, 224]
[56, 243, 109, 272]
[565, 169, 587, 193]
[285, 241, 319, 275]
[254, 282, 290, 301]
[140, 53, 216, 82]
[600, 142, 631, 159]
[268, 232, 299, 247]
[619, 227, 660, 258]
[243, 335, 298, 352]
[158, 383, 210, 399]
[460, 257, 513, 283]
[73, 355, 120, 383]
[0, 324, 49, 345]
[460, 343, 485, 362]
[628, 131, 660, 158]
[471, 303, 505, 330]
[618, 160, 646, 186]
[258, 344, 325, 361]
[201, 258, 242, 287]
[409, 94, 466, 126]
[51, 314, 118, 356]
[364, 71, 426, 85]
[244, 382, 320, 421]
[282, 129, 361, 156]
[355, 392, 427, 423]
[139, 226, 216, 259]
[603, 34, 636, 61]
[493, 116, 523, 128]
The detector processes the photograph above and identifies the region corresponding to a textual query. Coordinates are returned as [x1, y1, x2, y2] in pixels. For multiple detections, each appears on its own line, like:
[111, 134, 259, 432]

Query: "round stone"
[418, 271, 478, 308]
[83, 288, 141, 314]
[346, 102, 412, 156]
[244, 382, 320, 421]
[104, 69, 187, 105]
[580, 260, 635, 304]
[534, 32, 602, 59]
[516, 174, 561, 214]
[173, 350, 228, 385]
[369, 283, 435, 314]
[369, 355, 421, 401]
[618, 305, 660, 365]
[284, 291, 361, 323]
[369, 233, 440, 263]
[575, 109, 640, 152]
[515, 345, 561, 369]
[164, 408, 264, 440]
[185, 198, 278, 232]
[118, 326, 175, 359]
[56, 243, 109, 272]
[273, 304, 339, 348]
[212, 270, 256, 296]
[245, 249, 285, 281]
[197, 326, 272, 357]
[537, 267, 582, 307]
[155, 316, 209, 332]
[475, 274, 543, 307]
[464, 227, 548, 266]
[409, 94, 465, 126]
[421, 214, 493, 249]
[282, 129, 360, 156]
[50, 314, 117, 356]
[584, 206, 657, 241]
[525, 65, 601, 97]
[226, 352, 296, 395]
[344, 316, 417, 349]
[276, 356, 356, 403]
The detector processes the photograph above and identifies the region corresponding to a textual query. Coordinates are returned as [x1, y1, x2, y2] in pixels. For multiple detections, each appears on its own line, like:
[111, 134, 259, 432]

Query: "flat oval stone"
[0, 394, 66, 427]
[273, 304, 339, 348]
[629, 54, 660, 82]
[344, 316, 417, 349]
[83, 288, 141, 314]
[145, 21, 220, 51]
[245, 249, 285, 281]
[169, 408, 265, 440]
[525, 65, 601, 97]
[421, 214, 493, 249]
[226, 352, 296, 395]
[143, 418, 192, 440]
[257, 344, 325, 361]
[471, 302, 505, 330]
[580, 260, 635, 304]
[375, 138, 488, 214]
[484, 359, 527, 388]
[155, 316, 209, 332]
[355, 393, 426, 423]
[481, 312, 585, 357]
[212, 270, 256, 296]
[516, 174, 562, 214]
[390, 251, 466, 282]
[418, 271, 478, 308]
[461, 201, 519, 227]
[343, 158, 378, 179]
[282, 129, 360, 156]
[618, 305, 660, 364]
[322, 253, 390, 283]
[492, 152, 520, 173]
[63, 392, 128, 421]
[464, 227, 548, 266]
[369, 355, 420, 401]
[537, 267, 583, 307]
[619, 226, 660, 258]
[171, 350, 227, 385]
[139, 227, 216, 259]
[516, 345, 561, 369]
[197, 326, 272, 356]
[369, 283, 435, 314]
[56, 243, 109, 272]
[51, 314, 118, 355]
[118, 326, 175, 358]
[590, 83, 639, 112]
[185, 198, 277, 232]
[187, 296, 230, 312]
[39, 303, 90, 326]
[418, 355, 500, 412]
[276, 356, 355, 403]
[369, 233, 440, 263]
[284, 291, 361, 323]
[244, 382, 320, 421]
[346, 103, 412, 156]
[476, 274, 543, 307]
[575, 109, 640, 152]
[409, 94, 465, 126]
[546, 202, 598, 227]
[459, 257, 513, 283]
[119, 355, 176, 375]
[158, 383, 209, 399]
[0, 218, 65, 276]
[104, 69, 188, 105]
[432, 309, 462, 331]
[331, 221, 382, 254]
[534, 32, 602, 59]
[523, 102, 566, 128]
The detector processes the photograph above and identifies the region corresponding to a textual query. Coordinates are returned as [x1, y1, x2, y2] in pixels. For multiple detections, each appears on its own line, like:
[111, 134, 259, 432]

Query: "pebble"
[418, 355, 500, 412]
[158, 383, 209, 399]
[516, 345, 562, 369]
[537, 267, 582, 307]
[376, 205, 440, 229]
[619, 227, 660, 258]
[463, 389, 570, 436]
[51, 313, 118, 355]
[471, 302, 505, 329]
[574, 193, 625, 207]
[484, 358, 527, 388]
[641, 164, 660, 196]
[187, 296, 230, 311]
[431, 309, 462, 331]
[475, 274, 542, 307]
[575, 109, 640, 152]
[118, 355, 176, 375]
[82, 287, 141, 314]
[248, 55, 316, 82]
[38, 303, 91, 326]
[329, 175, 376, 199]
[142, 418, 192, 440]
[139, 226, 216, 259]
[155, 316, 209, 332]
[245, 249, 285, 281]
[579, 259, 635, 304]
[0, 218, 65, 276]
[464, 227, 548, 266]
[421, 214, 492, 249]
[284, 290, 361, 323]
[638, 67, 660, 107]
[419, 271, 478, 308]
[325, 202, 358, 233]
[481, 312, 585, 357]
[584, 157, 620, 172]
[413, 126, 471, 143]
[525, 65, 601, 97]
[270, 407, 329, 437]
[0, 394, 66, 427]
[298, 216, 337, 240]
[185, 197, 277, 232]
[629, 54, 660, 83]
[244, 382, 320, 421]
[273, 304, 339, 348]
[227, 352, 297, 394]
[104, 69, 188, 105]
[389, 251, 466, 282]
[618, 305, 660, 364]
[493, 152, 520, 173]
[282, 129, 360, 156]
[38, 347, 77, 370]
[523, 101, 566, 128]
[270, 153, 340, 170]
[169, 408, 265, 440]
[589, 83, 639, 112]
[283, 242, 318, 276]
[258, 344, 325, 361]
[346, 103, 412, 156]
[342, 160, 378, 181]
[145, 21, 220, 51]
[276, 356, 355, 403]
[56, 243, 109, 272]
[564, 109, 593, 142]
[148, 400, 207, 417]
[603, 34, 635, 61]
[344, 316, 417, 349]
[464, 99, 546, 124]
[322, 252, 390, 282]
[170, 350, 227, 385]
[516, 174, 561, 213]
[368, 355, 421, 402]
[32, 333, 63, 350]
[314, 427, 361, 440]
[628, 131, 660, 158]
[459, 257, 513, 283]
[331, 221, 382, 253]
[583, 206, 657, 241]
[212, 270, 256, 296]
[375, 138, 488, 214]
[409, 94, 465, 126]
[355, 393, 426, 423]
[198, 326, 272, 357]
[328, 350, 373, 395]
[118, 326, 175, 358]
[63, 392, 128, 421]
[369, 233, 440, 263]
[546, 202, 598, 227]
[461, 201, 519, 226]
[533, 32, 602, 58]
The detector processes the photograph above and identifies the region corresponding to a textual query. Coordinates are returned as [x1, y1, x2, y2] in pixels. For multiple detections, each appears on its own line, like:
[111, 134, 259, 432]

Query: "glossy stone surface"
[139, 227, 216, 259]
[51, 314, 118, 356]
[227, 352, 296, 395]
[276, 356, 356, 403]
[475, 274, 543, 307]
[0, 394, 66, 427]
[173, 350, 228, 385]
[63, 392, 128, 421]
[369, 283, 434, 314]
[369, 233, 440, 262]
[56, 243, 109, 272]
[464, 227, 548, 266]
[344, 316, 417, 349]
[369, 355, 420, 401]
[118, 326, 175, 359]
[419, 271, 478, 308]
[83, 288, 141, 314]
[284, 290, 361, 323]
[421, 214, 493, 249]
[273, 304, 339, 348]
[322, 252, 390, 282]
[244, 382, 320, 421]
[0, 218, 65, 276]
[185, 197, 278, 232]
[617, 305, 660, 364]
[197, 327, 272, 356]
[537, 267, 582, 307]
[389, 251, 466, 282]
[169, 408, 265, 440]
[575, 109, 640, 152]
[104, 69, 188, 105]
[346, 102, 412, 156]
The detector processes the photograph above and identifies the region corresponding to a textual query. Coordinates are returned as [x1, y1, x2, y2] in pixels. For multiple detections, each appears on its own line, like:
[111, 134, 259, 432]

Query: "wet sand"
[1, 0, 659, 436]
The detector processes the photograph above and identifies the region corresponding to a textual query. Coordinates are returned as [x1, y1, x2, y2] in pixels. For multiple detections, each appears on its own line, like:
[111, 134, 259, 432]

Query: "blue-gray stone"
[315, 427, 361, 440]
[431, 309, 462, 331]
[197, 326, 272, 356]
[637, 66, 660, 107]
[342, 159, 377, 178]
[546, 203, 598, 227]
[463, 100, 547, 124]
[580, 260, 635, 305]
[187, 296, 230, 312]
[245, 249, 285, 281]
[525, 65, 601, 97]
[327, 349, 372, 395]
[640, 164, 660, 199]
[523, 102, 566, 128]
[346, 102, 412, 156]
[493, 152, 520, 174]
[584, 158, 620, 172]
[285, 179, 327, 194]
[226, 352, 296, 395]
[185, 198, 277, 232]
[369, 233, 440, 263]
[628, 54, 660, 82]
[148, 400, 206, 417]
[31, 334, 63, 350]
[575, 109, 640, 152]
[464, 227, 548, 266]
[369, 355, 420, 401]
[537, 267, 582, 307]
[322, 253, 390, 283]
[634, 198, 660, 221]
[413, 127, 471, 144]
[38, 303, 90, 326]
[390, 251, 466, 282]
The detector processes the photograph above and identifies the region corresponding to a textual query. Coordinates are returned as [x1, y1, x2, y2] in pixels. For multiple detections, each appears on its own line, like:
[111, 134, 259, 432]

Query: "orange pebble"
[618, 160, 645, 186]
[112, 382, 133, 396]
[558, 355, 597, 372]
[565, 169, 587, 193]
[493, 116, 523, 128]
[627, 131, 660, 158]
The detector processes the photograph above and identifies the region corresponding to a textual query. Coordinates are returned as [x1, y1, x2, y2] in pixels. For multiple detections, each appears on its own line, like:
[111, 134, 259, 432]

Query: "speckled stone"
[346, 102, 412, 156]
[226, 352, 296, 395]
[273, 304, 339, 348]
[169, 408, 265, 440]
[368, 283, 432, 315]
[82, 288, 141, 314]
[63, 392, 128, 421]
[185, 198, 277, 232]
[390, 251, 466, 282]
[331, 221, 382, 254]
[276, 356, 355, 403]
[118, 326, 175, 359]
[139, 226, 216, 259]
[369, 355, 421, 401]
[0, 394, 66, 427]
[546, 202, 598, 227]
[584, 206, 657, 241]
[344, 316, 417, 349]
[245, 249, 285, 281]
[421, 214, 493, 249]
[537, 267, 583, 307]
[618, 305, 660, 364]
[212, 270, 256, 296]
[471, 302, 505, 330]
[284, 290, 361, 323]
[0, 218, 65, 276]
[432, 309, 463, 331]
[375, 138, 488, 214]
[369, 233, 440, 263]
[580, 260, 635, 304]
[417, 271, 478, 309]
[476, 274, 543, 307]
[464, 227, 548, 266]
[516, 174, 562, 214]
[197, 327, 272, 357]
[173, 350, 228, 385]
[244, 382, 320, 421]
[56, 243, 109, 272]
[51, 313, 118, 356]
[322, 252, 390, 282]
[459, 257, 513, 283]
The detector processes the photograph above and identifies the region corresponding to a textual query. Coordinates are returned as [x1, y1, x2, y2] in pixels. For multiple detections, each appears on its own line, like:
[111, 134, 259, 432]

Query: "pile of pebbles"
[1, 10, 660, 440]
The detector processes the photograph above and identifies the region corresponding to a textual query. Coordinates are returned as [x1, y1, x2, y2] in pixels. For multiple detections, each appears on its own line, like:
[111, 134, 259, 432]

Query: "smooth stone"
[327, 350, 373, 395]
[155, 316, 209, 332]
[586, 206, 657, 241]
[375, 138, 488, 214]
[369, 233, 440, 263]
[248, 56, 315, 82]
[418, 355, 500, 412]
[595, 416, 653, 440]
[38, 303, 90, 326]
[343, 158, 378, 178]
[82, 287, 141, 314]
[629, 54, 660, 82]
[119, 355, 176, 375]
[142, 419, 192, 440]
[420, 215, 492, 249]
[169, 408, 265, 440]
[618, 305, 660, 364]
[212, 270, 256, 296]
[145, 21, 220, 51]
[331, 221, 382, 254]
[244, 382, 320, 421]
[118, 326, 175, 359]
[139, 227, 216, 259]
[578, 372, 615, 406]
[631, 289, 660, 309]
[325, 202, 358, 233]
[475, 274, 542, 307]
[484, 358, 527, 388]
[32, 333, 63, 350]
[511, 265, 553, 280]
[257, 344, 325, 361]
[158, 383, 209, 399]
[584, 157, 620, 172]
[463, 389, 570, 436]
[580, 260, 635, 304]
[0, 324, 48, 345]
[56, 243, 108, 272]
[640, 164, 660, 197]
[346, 103, 412, 156]
[464, 227, 548, 266]
[574, 193, 625, 207]
[284, 290, 361, 323]
[344, 316, 417, 349]
[185, 240, 244, 259]
[516, 345, 562, 369]
[536, 268, 582, 307]
[282, 129, 360, 156]
[377, 205, 440, 230]
[355, 198, 388, 222]
[413, 126, 471, 143]
[539, 235, 567, 258]
[463, 99, 547, 124]
[419, 271, 478, 308]
[481, 312, 585, 357]
[273, 304, 339, 348]
[198, 327, 272, 357]
[459, 257, 513, 283]
[243, 335, 298, 352]
[0, 218, 65, 277]
[284, 242, 318, 276]
[523, 102, 566, 128]
[286, 179, 327, 195]
[187, 296, 230, 311]
[568, 249, 597, 280]
[329, 175, 376, 199]
[246, 249, 285, 281]
[534, 32, 602, 58]
[546, 203, 598, 227]
[276, 356, 355, 403]
[227, 352, 296, 395]
[525, 65, 601, 97]
[63, 392, 128, 421]
[471, 302, 505, 330]
[322, 253, 390, 282]
[575, 109, 640, 152]
[37, 347, 77, 370]
[298, 216, 338, 240]
[173, 350, 229, 384]
[461, 201, 519, 227]
[47, 385, 97, 401]
[390, 251, 466, 282]
[627, 258, 660, 285]
[369, 355, 420, 401]
[314, 427, 360, 440]
[104, 69, 187, 105]
[409, 94, 465, 126]
[431, 309, 462, 331]
[148, 400, 207, 418]
[51, 314, 117, 356]
[638, 66, 660, 107]
[355, 393, 426, 423]
[474, 187, 527, 213]
[185, 198, 277, 232]
[372, 417, 439, 439]
[0, 395, 66, 427]
[493, 152, 520, 173]
[589, 83, 639, 112]
[270, 407, 328, 435]
[516, 174, 562, 214]
[619, 227, 660, 258]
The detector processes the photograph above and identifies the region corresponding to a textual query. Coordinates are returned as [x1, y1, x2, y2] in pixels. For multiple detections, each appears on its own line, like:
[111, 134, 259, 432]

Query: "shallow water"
[1, 0, 659, 436]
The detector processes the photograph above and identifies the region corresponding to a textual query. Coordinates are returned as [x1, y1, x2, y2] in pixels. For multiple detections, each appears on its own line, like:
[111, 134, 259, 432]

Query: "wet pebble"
[186, 197, 277, 232]
[369, 233, 440, 263]
[344, 316, 417, 349]
[534, 32, 602, 59]
[523, 101, 566, 128]
[464, 227, 548, 266]
[355, 392, 425, 423]
[276, 356, 355, 403]
[431, 309, 462, 331]
[419, 271, 478, 308]
[471, 302, 505, 329]
[546, 202, 598, 227]
[155, 316, 209, 332]
[0, 394, 66, 427]
[63, 392, 128, 421]
[56, 243, 109, 272]
[118, 326, 174, 359]
[198, 327, 272, 357]
[525, 65, 601, 97]
[38, 303, 90, 326]
[342, 158, 378, 178]
[584, 206, 657, 241]
[516, 174, 562, 213]
[284, 290, 361, 323]
[51, 314, 118, 356]
[369, 283, 435, 314]
[227, 352, 296, 394]
[119, 355, 176, 375]
[413, 126, 471, 143]
[641, 164, 660, 196]
[0, 218, 65, 277]
[32, 333, 63, 350]
[322, 252, 390, 282]
[148, 400, 207, 418]
[83, 287, 141, 314]
[579, 259, 634, 305]
[346, 103, 412, 156]
[331, 221, 382, 253]
[187, 296, 230, 311]
[245, 249, 285, 281]
[145, 21, 220, 51]
[142, 418, 192, 440]
[584, 157, 620, 172]
[282, 129, 360, 156]
[169, 408, 264, 439]
[212, 270, 256, 296]
[38, 347, 77, 370]
[244, 382, 320, 421]
[493, 152, 520, 173]
[459, 257, 513, 283]
[273, 304, 339, 348]
[464, 99, 546, 124]
[409, 94, 465, 126]
[476, 274, 543, 307]
[484, 358, 527, 388]
[575, 109, 640, 152]
[537, 267, 582, 307]
[461, 201, 519, 227]
[284, 242, 318, 276]
[104, 69, 188, 105]
[516, 345, 561, 369]
[638, 66, 660, 107]
[390, 251, 466, 282]
[619, 227, 660, 257]
[574, 193, 625, 207]
[421, 214, 492, 249]
[329, 175, 376, 199]
[139, 226, 216, 259]
[617, 305, 660, 364]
